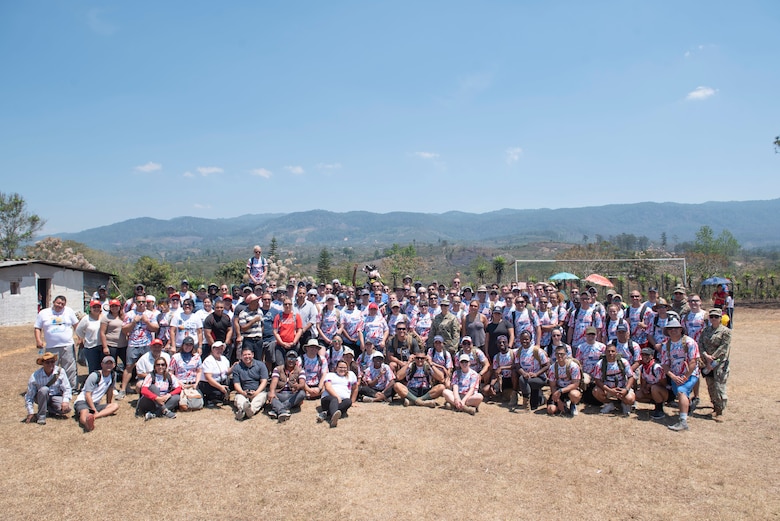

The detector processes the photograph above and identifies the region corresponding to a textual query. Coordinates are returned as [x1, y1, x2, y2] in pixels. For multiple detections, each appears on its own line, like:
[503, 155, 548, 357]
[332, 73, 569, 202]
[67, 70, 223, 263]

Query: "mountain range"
[57, 198, 780, 255]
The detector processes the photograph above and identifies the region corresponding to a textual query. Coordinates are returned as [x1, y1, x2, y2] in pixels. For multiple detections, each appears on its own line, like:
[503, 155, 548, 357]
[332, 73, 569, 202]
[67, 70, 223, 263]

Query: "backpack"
[598, 354, 626, 385]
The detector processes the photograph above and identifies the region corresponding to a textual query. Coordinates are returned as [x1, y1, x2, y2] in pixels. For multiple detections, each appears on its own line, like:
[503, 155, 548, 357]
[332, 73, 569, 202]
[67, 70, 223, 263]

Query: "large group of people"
[26, 248, 733, 433]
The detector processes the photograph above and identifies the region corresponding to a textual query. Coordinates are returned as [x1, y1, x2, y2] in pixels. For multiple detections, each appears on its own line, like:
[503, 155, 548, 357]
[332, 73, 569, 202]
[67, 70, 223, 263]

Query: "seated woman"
[198, 341, 233, 407]
[137, 357, 181, 420]
[442, 354, 483, 415]
[318, 360, 358, 428]
[427, 335, 453, 387]
[169, 336, 203, 410]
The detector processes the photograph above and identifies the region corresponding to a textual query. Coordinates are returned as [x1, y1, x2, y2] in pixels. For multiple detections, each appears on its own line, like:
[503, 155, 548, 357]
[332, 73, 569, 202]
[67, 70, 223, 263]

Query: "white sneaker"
[668, 419, 689, 431]
[570, 403, 578, 417]
[600, 402, 616, 414]
[234, 407, 245, 421]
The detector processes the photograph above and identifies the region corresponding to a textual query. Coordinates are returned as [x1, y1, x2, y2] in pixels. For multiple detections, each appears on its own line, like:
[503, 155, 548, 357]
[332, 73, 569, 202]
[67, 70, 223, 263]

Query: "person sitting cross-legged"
[394, 348, 445, 408]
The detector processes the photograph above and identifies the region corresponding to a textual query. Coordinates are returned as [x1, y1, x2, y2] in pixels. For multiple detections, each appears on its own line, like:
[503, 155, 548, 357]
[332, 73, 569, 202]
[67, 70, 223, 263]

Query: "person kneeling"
[592, 344, 636, 416]
[635, 347, 668, 420]
[394, 349, 445, 408]
[74, 356, 120, 431]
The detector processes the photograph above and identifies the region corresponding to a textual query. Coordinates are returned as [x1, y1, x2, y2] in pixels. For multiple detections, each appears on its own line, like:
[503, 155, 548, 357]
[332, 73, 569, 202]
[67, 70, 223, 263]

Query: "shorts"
[126, 345, 150, 365]
[671, 375, 698, 398]
[547, 391, 572, 405]
[74, 400, 108, 415]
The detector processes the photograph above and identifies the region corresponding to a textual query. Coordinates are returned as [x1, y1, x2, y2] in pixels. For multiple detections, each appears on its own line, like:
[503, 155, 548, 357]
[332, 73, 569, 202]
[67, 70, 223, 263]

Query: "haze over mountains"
[58, 199, 780, 255]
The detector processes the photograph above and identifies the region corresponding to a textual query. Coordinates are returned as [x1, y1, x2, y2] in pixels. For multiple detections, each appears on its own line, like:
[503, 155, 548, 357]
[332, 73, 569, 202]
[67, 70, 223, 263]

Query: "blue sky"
[2, 1, 779, 234]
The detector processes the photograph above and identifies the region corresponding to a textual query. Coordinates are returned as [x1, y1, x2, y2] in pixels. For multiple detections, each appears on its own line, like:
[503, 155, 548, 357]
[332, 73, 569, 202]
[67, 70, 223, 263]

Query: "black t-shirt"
[486, 319, 513, 361]
[203, 312, 232, 344]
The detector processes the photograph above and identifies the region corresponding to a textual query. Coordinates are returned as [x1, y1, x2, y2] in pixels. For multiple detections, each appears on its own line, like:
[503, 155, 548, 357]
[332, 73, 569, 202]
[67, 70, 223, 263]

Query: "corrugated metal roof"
[0, 258, 115, 277]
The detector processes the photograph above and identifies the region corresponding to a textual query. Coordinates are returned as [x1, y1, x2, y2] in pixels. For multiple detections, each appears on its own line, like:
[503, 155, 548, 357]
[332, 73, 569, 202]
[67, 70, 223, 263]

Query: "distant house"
[0, 259, 114, 326]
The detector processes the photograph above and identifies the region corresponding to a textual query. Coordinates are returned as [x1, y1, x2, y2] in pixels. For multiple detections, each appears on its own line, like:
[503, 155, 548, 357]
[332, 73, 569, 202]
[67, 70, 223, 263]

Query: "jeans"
[84, 346, 104, 374]
[270, 390, 306, 414]
[242, 336, 264, 362]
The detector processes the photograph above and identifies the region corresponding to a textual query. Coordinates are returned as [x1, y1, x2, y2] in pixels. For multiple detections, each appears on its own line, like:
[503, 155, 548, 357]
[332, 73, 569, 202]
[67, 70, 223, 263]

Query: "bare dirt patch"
[1, 310, 778, 520]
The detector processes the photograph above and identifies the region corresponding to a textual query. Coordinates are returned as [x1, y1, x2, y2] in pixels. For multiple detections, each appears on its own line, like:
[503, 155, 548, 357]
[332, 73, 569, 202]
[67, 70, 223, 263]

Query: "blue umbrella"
[701, 276, 731, 286]
[549, 272, 579, 281]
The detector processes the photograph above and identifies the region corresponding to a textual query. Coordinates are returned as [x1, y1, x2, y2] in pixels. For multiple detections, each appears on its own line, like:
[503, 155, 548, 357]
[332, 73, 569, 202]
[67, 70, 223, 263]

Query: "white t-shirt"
[75, 315, 102, 348]
[76, 371, 113, 404]
[322, 371, 357, 400]
[202, 354, 231, 384]
[135, 351, 171, 377]
[35, 306, 79, 347]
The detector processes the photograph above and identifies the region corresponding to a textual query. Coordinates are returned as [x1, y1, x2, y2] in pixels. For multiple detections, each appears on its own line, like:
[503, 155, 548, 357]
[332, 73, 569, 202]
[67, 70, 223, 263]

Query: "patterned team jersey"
[458, 348, 487, 373]
[169, 352, 202, 385]
[339, 308, 364, 340]
[640, 361, 664, 385]
[683, 310, 707, 343]
[576, 341, 606, 375]
[124, 310, 158, 348]
[603, 317, 625, 344]
[427, 348, 453, 372]
[625, 305, 652, 344]
[406, 364, 432, 390]
[319, 308, 341, 342]
[386, 313, 408, 336]
[362, 315, 389, 346]
[568, 306, 604, 347]
[325, 347, 346, 371]
[537, 309, 558, 346]
[648, 314, 669, 346]
[514, 346, 549, 372]
[512, 308, 540, 347]
[552, 305, 568, 327]
[613, 341, 640, 365]
[492, 350, 515, 378]
[302, 353, 326, 386]
[592, 358, 633, 388]
[660, 336, 700, 378]
[363, 363, 394, 390]
[547, 360, 581, 389]
[413, 311, 432, 338]
[452, 368, 479, 397]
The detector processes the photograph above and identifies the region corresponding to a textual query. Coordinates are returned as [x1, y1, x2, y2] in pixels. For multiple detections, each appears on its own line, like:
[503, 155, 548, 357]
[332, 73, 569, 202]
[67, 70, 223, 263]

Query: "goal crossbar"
[513, 258, 687, 285]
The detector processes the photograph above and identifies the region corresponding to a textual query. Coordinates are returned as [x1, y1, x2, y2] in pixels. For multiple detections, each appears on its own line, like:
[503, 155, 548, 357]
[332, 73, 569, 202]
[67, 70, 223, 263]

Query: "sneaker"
[403, 398, 410, 407]
[651, 409, 665, 420]
[162, 409, 176, 419]
[114, 390, 126, 400]
[279, 410, 291, 422]
[144, 412, 156, 421]
[690, 397, 699, 415]
[668, 419, 689, 432]
[621, 403, 631, 416]
[361, 396, 375, 403]
[570, 403, 578, 417]
[243, 401, 253, 419]
[268, 409, 278, 419]
[85, 413, 95, 431]
[421, 400, 437, 408]
[600, 402, 616, 414]
[37, 417, 46, 425]
[443, 402, 453, 411]
[235, 407, 245, 421]
[329, 410, 341, 428]
[464, 406, 476, 416]
[316, 411, 327, 423]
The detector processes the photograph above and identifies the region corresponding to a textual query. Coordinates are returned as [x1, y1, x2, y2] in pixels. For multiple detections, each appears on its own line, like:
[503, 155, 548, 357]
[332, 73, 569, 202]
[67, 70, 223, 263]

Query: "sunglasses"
[154, 363, 166, 367]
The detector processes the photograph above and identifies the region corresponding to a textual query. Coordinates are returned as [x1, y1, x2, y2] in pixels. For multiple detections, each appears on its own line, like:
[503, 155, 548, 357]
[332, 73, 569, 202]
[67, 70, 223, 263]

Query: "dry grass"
[1, 309, 779, 520]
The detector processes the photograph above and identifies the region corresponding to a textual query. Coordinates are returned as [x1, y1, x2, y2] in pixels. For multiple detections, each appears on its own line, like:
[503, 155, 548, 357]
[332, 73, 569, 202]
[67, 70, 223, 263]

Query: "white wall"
[0, 264, 85, 326]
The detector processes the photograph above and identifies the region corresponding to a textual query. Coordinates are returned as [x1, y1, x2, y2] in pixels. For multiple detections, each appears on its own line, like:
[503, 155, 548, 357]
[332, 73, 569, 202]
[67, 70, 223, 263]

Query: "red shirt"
[273, 312, 302, 343]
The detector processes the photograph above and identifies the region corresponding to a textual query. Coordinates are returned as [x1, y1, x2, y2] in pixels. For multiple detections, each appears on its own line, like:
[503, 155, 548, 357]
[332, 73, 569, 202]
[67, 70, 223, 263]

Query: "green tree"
[694, 226, 717, 255]
[268, 237, 279, 260]
[660, 232, 667, 250]
[382, 243, 418, 288]
[132, 256, 173, 297]
[0, 192, 45, 258]
[493, 256, 507, 284]
[316, 247, 332, 283]
[216, 259, 247, 285]
[716, 229, 740, 257]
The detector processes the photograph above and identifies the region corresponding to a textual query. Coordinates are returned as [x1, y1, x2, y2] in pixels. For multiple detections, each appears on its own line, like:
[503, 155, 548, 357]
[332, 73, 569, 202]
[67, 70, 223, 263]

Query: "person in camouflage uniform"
[670, 284, 689, 317]
[427, 299, 460, 355]
[698, 308, 732, 420]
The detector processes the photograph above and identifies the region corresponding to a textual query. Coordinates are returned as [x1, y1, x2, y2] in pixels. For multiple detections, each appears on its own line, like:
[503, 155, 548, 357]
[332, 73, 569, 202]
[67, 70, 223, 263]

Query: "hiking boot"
[278, 410, 291, 422]
[316, 411, 327, 423]
[651, 409, 666, 420]
[690, 397, 699, 415]
[361, 396, 375, 403]
[421, 400, 437, 408]
[463, 406, 477, 416]
[85, 413, 95, 431]
[268, 409, 278, 419]
[144, 412, 156, 421]
[162, 408, 176, 419]
[330, 410, 341, 428]
[600, 402, 616, 414]
[621, 403, 631, 416]
[508, 392, 518, 411]
[243, 401, 253, 419]
[668, 419, 689, 432]
[403, 398, 411, 407]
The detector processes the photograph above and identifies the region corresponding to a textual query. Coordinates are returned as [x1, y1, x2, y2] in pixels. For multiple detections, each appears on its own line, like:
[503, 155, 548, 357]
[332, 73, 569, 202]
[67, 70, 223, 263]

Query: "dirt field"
[1, 309, 779, 520]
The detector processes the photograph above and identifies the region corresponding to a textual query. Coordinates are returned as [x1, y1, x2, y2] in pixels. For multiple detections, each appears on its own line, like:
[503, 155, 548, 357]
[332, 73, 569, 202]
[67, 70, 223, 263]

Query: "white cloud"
[686, 86, 717, 101]
[87, 8, 117, 36]
[182, 171, 194, 178]
[317, 163, 342, 170]
[135, 161, 161, 172]
[197, 166, 224, 176]
[684, 51, 691, 58]
[506, 147, 523, 165]
[414, 152, 439, 160]
[193, 203, 211, 209]
[284, 165, 305, 175]
[250, 168, 272, 179]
